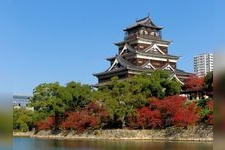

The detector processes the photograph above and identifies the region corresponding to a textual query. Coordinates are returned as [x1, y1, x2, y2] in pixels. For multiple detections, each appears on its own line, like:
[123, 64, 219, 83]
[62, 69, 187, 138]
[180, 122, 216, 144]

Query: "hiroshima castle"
[93, 16, 192, 86]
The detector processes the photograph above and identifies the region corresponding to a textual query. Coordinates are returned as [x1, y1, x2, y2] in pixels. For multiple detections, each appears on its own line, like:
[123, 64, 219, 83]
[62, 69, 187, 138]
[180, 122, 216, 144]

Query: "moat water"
[12, 137, 213, 150]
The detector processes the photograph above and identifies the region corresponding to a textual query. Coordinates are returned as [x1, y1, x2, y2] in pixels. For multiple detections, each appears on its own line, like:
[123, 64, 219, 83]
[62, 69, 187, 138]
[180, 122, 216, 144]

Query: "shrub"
[206, 101, 213, 125]
[85, 101, 109, 125]
[61, 111, 99, 132]
[61, 101, 109, 132]
[151, 95, 185, 127]
[137, 107, 162, 129]
[151, 95, 200, 127]
[173, 103, 200, 127]
[36, 117, 54, 130]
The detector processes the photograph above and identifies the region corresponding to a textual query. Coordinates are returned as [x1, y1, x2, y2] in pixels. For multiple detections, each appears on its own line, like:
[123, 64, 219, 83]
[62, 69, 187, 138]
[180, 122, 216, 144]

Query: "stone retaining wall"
[13, 131, 34, 137]
[14, 125, 213, 141]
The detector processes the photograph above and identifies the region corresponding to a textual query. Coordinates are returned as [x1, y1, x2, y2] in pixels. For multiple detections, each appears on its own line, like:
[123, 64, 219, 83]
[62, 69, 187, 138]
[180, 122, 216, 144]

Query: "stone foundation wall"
[15, 125, 213, 141]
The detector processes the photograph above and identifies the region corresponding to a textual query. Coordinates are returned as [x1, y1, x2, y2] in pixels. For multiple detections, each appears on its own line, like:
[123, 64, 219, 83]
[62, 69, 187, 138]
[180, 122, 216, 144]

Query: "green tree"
[96, 77, 137, 128]
[13, 108, 34, 132]
[30, 82, 72, 131]
[163, 79, 181, 96]
[142, 70, 181, 98]
[65, 81, 92, 111]
[204, 71, 213, 92]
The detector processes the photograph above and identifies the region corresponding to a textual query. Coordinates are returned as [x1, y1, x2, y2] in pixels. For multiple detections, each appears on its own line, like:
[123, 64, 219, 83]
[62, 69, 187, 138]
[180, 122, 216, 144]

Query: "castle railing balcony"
[124, 33, 162, 41]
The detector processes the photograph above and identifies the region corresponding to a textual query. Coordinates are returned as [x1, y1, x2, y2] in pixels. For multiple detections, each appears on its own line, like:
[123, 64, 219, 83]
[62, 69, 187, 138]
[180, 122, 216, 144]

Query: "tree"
[99, 77, 137, 128]
[161, 78, 181, 97]
[65, 81, 92, 111]
[206, 100, 213, 125]
[13, 108, 34, 132]
[183, 75, 204, 99]
[198, 98, 213, 125]
[84, 101, 109, 128]
[127, 70, 181, 99]
[204, 71, 213, 93]
[128, 107, 162, 129]
[184, 75, 204, 91]
[61, 102, 109, 132]
[36, 117, 54, 131]
[61, 111, 99, 132]
[172, 103, 200, 127]
[93, 70, 181, 128]
[151, 95, 186, 127]
[93, 76, 148, 128]
[147, 70, 181, 98]
[30, 82, 72, 131]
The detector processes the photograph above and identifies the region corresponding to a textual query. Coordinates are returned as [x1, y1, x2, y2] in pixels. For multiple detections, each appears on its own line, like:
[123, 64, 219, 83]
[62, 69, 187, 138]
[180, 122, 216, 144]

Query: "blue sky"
[0, 0, 224, 95]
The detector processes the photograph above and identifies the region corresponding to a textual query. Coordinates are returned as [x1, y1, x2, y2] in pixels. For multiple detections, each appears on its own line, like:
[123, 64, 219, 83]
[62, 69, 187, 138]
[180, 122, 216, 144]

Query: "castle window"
[139, 45, 144, 48]
[152, 62, 161, 68]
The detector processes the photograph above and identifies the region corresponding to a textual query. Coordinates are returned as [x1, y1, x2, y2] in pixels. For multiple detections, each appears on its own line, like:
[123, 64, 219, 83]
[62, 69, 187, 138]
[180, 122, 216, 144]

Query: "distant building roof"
[13, 95, 31, 108]
[13, 95, 31, 99]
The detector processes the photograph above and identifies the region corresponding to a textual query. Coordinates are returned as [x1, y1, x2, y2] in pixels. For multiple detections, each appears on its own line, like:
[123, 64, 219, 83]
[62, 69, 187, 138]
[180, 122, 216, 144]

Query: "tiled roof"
[115, 37, 171, 46]
[124, 16, 163, 31]
[175, 69, 193, 75]
[94, 55, 192, 77]
[93, 67, 127, 76]
[136, 51, 180, 59]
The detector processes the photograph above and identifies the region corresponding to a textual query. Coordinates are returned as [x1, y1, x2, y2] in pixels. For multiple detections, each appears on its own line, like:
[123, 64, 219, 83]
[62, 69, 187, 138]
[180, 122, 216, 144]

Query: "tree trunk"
[54, 111, 59, 132]
[121, 116, 125, 129]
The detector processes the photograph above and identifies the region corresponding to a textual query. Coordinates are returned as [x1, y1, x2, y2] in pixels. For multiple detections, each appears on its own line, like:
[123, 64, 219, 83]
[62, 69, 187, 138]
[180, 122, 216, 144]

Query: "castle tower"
[93, 17, 192, 86]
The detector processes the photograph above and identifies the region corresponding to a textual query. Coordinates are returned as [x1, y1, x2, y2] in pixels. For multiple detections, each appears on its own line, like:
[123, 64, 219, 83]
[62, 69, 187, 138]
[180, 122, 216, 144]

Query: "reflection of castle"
[13, 95, 33, 110]
[93, 16, 192, 86]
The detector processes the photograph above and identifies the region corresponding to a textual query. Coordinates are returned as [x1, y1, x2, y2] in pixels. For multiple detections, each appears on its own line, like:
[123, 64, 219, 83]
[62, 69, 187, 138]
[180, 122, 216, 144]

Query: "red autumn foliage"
[85, 101, 109, 123]
[207, 114, 213, 125]
[36, 117, 54, 130]
[61, 111, 99, 132]
[184, 75, 204, 91]
[61, 101, 109, 132]
[207, 100, 213, 110]
[151, 95, 186, 117]
[173, 103, 200, 127]
[207, 101, 213, 125]
[128, 108, 161, 129]
[150, 95, 200, 127]
[136, 107, 162, 129]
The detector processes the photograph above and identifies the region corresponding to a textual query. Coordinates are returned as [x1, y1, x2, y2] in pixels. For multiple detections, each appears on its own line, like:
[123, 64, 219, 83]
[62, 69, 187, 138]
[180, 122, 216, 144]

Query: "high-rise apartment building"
[194, 53, 213, 77]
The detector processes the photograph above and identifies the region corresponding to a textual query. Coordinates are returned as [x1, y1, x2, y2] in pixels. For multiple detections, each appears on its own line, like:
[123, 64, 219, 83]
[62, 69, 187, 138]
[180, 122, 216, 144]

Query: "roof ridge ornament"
[136, 16, 150, 23]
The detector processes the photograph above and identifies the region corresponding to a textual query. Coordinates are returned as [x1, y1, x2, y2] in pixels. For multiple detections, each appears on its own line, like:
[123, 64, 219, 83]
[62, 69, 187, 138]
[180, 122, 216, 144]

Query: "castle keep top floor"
[115, 17, 172, 57]
[123, 16, 163, 41]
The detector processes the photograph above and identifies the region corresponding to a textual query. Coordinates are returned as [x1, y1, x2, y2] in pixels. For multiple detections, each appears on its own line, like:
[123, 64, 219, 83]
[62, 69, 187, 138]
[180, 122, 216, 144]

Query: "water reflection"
[13, 137, 213, 150]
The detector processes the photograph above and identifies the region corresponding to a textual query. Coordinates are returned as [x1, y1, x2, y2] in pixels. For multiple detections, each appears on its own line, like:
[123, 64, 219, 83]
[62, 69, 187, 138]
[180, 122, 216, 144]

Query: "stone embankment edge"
[13, 126, 213, 142]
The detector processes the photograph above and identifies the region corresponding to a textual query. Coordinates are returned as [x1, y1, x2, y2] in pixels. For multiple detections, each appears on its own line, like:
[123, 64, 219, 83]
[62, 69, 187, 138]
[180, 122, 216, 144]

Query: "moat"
[13, 137, 212, 150]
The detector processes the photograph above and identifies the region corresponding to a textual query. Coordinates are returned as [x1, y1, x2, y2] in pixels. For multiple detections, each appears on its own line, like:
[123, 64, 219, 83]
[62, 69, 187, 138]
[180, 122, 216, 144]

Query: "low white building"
[13, 95, 34, 111]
